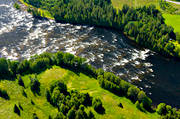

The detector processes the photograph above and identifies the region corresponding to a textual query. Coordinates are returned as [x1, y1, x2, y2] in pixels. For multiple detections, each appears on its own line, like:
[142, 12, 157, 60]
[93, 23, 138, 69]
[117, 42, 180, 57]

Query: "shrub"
[75, 109, 87, 119]
[67, 108, 76, 119]
[30, 76, 40, 95]
[0, 58, 10, 79]
[119, 80, 130, 95]
[18, 75, 25, 87]
[135, 101, 145, 112]
[31, 8, 41, 18]
[9, 61, 19, 76]
[54, 112, 66, 119]
[157, 103, 167, 115]
[137, 91, 146, 102]
[87, 110, 95, 119]
[50, 81, 67, 94]
[92, 98, 105, 114]
[22, 90, 27, 97]
[141, 96, 152, 111]
[118, 102, 123, 108]
[13, 2, 20, 9]
[14, 104, 20, 115]
[31, 100, 35, 105]
[17, 60, 30, 75]
[166, 105, 172, 113]
[127, 86, 140, 102]
[0, 88, 9, 100]
[46, 90, 51, 102]
[33, 113, 39, 119]
[30, 58, 50, 73]
[19, 103, 23, 110]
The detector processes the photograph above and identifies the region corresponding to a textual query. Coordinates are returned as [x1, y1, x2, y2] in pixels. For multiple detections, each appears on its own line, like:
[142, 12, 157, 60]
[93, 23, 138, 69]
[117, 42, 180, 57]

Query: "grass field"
[0, 66, 160, 119]
[163, 13, 180, 39]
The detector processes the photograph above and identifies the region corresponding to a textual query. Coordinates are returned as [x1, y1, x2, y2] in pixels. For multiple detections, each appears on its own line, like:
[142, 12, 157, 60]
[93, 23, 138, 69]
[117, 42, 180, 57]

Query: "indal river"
[0, 0, 180, 107]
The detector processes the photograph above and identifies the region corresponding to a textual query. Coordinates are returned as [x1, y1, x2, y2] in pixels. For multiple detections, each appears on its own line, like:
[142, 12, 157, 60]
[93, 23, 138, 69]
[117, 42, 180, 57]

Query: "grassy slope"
[0, 66, 160, 119]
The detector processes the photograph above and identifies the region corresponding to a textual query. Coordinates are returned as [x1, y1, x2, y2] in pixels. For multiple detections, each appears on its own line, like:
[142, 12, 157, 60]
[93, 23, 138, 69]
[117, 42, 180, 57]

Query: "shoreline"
[18, 0, 180, 60]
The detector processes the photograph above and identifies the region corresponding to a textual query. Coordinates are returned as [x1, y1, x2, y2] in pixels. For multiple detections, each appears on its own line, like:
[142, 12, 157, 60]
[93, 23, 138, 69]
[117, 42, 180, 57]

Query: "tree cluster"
[156, 103, 180, 119]
[0, 52, 96, 80]
[98, 72, 152, 111]
[46, 80, 101, 118]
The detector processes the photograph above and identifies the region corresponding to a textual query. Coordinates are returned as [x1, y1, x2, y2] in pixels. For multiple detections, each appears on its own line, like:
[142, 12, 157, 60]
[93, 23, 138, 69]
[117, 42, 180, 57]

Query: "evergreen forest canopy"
[23, 0, 180, 58]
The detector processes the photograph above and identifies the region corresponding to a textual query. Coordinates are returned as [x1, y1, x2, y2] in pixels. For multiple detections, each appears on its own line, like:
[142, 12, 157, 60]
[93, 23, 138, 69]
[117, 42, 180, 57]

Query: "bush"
[17, 75, 25, 87]
[141, 96, 152, 111]
[33, 113, 39, 119]
[30, 58, 50, 73]
[119, 80, 130, 95]
[17, 60, 30, 75]
[67, 108, 76, 119]
[75, 109, 87, 119]
[30, 76, 40, 95]
[92, 98, 105, 114]
[46, 90, 51, 102]
[137, 91, 146, 102]
[0, 88, 9, 100]
[50, 81, 67, 94]
[13, 2, 20, 9]
[14, 104, 20, 115]
[22, 90, 27, 97]
[54, 112, 66, 119]
[135, 101, 145, 112]
[9, 61, 19, 76]
[87, 110, 95, 119]
[157, 103, 167, 115]
[0, 58, 10, 79]
[127, 86, 140, 102]
[31, 8, 41, 18]
[118, 102, 123, 108]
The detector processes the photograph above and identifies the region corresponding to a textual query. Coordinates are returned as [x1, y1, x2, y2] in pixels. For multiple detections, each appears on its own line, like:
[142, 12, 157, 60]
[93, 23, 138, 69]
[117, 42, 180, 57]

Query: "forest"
[23, 0, 180, 58]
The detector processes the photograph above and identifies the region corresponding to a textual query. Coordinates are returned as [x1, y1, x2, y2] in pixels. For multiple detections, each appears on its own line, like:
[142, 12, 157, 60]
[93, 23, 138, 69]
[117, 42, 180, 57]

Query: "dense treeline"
[23, 0, 180, 58]
[98, 72, 152, 111]
[46, 80, 103, 118]
[0, 52, 180, 118]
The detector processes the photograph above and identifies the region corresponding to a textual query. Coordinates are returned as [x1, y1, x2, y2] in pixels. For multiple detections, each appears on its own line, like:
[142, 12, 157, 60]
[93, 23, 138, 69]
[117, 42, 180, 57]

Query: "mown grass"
[163, 13, 180, 34]
[0, 66, 160, 119]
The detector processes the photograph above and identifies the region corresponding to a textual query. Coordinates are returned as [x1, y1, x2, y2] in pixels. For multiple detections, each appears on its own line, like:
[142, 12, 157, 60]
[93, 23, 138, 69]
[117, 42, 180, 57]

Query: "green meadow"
[0, 66, 160, 119]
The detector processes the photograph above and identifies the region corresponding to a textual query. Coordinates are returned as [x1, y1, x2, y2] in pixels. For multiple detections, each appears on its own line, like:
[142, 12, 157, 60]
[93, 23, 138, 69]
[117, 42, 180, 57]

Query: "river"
[0, 0, 179, 108]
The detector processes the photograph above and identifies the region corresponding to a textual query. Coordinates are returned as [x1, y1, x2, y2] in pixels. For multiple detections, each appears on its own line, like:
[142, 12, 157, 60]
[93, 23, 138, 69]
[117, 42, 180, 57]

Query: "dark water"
[0, 0, 179, 108]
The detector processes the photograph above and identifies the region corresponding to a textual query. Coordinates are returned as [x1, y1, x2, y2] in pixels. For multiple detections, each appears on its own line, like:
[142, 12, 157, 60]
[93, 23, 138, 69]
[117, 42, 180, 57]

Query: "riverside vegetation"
[20, 0, 180, 58]
[0, 52, 180, 118]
